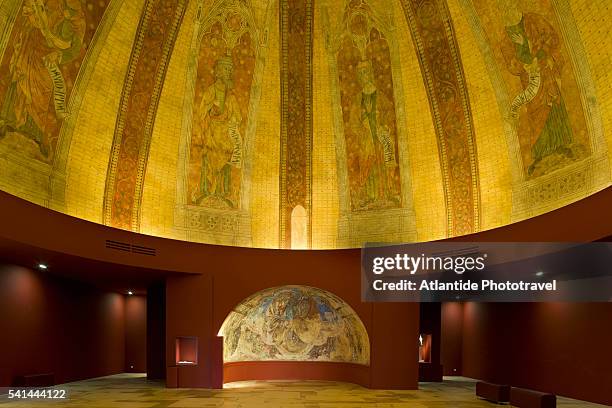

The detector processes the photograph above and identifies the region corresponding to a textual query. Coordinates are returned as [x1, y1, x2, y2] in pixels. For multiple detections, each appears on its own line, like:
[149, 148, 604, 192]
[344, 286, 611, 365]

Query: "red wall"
[441, 302, 612, 406]
[165, 249, 420, 389]
[147, 282, 166, 380]
[3, 186, 612, 278]
[125, 295, 147, 372]
[224, 362, 370, 385]
[0, 264, 126, 386]
[369, 302, 420, 388]
[166, 274, 213, 388]
[441, 302, 463, 376]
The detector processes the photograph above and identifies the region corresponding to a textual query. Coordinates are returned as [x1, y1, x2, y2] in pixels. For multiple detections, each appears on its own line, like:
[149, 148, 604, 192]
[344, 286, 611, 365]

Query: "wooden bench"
[510, 387, 556, 408]
[476, 381, 510, 403]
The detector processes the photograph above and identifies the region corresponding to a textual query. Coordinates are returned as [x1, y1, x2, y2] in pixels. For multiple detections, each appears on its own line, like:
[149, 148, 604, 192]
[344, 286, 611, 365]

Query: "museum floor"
[0, 374, 605, 407]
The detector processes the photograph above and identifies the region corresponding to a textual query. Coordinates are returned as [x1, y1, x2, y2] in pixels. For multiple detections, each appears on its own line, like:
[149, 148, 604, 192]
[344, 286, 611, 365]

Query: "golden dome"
[0, 0, 610, 249]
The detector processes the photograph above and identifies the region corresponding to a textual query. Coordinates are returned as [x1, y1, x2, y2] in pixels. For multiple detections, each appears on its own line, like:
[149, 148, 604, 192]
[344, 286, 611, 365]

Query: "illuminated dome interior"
[0, 0, 610, 249]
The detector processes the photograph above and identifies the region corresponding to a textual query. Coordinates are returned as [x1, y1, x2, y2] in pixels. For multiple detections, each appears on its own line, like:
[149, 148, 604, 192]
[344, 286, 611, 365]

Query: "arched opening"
[218, 285, 370, 385]
[290, 205, 308, 249]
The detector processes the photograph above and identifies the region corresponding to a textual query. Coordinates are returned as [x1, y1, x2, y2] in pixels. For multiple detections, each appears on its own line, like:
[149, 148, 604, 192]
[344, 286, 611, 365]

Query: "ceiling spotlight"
[38, 263, 48, 270]
[535, 271, 544, 277]
[127, 290, 133, 296]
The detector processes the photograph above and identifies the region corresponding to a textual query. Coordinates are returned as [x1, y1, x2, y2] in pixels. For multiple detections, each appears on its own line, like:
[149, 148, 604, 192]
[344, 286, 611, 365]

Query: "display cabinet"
[175, 336, 198, 365]
[418, 334, 432, 363]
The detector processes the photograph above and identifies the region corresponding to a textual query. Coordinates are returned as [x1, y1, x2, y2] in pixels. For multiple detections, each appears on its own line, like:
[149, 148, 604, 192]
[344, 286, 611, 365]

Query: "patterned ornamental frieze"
[400, 0, 481, 236]
[103, 0, 188, 230]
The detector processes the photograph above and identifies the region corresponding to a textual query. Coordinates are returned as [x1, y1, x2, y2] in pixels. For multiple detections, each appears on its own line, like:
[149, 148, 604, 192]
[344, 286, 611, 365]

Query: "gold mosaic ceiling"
[0, 0, 610, 249]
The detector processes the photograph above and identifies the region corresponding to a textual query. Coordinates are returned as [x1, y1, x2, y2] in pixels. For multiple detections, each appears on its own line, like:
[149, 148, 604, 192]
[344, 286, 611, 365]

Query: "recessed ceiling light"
[535, 271, 544, 277]
[38, 263, 48, 270]
[127, 290, 133, 295]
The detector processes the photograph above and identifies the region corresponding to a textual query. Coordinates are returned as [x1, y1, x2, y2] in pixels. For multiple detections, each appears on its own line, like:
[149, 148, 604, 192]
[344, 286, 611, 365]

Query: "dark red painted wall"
[147, 282, 166, 380]
[224, 362, 370, 386]
[441, 302, 463, 376]
[369, 302, 419, 389]
[3, 186, 612, 279]
[442, 302, 612, 406]
[166, 274, 213, 388]
[125, 295, 146, 372]
[0, 264, 126, 386]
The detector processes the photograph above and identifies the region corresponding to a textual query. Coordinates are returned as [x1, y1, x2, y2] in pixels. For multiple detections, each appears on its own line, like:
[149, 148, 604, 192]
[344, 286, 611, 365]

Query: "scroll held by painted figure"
[220, 286, 370, 365]
[0, 0, 108, 163]
[475, 0, 591, 178]
[336, 1, 402, 212]
[188, 11, 256, 210]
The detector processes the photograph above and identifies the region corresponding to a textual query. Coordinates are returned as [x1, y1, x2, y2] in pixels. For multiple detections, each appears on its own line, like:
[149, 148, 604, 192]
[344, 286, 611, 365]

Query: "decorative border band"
[103, 0, 187, 230]
[279, 0, 314, 248]
[400, 0, 480, 236]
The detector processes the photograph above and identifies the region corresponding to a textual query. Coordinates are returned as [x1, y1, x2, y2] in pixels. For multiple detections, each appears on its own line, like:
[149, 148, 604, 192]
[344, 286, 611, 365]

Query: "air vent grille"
[131, 245, 156, 256]
[105, 240, 157, 256]
[106, 240, 131, 252]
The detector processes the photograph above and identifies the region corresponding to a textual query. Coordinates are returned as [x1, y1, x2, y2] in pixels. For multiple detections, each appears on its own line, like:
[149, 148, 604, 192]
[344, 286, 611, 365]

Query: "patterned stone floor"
[0, 374, 605, 407]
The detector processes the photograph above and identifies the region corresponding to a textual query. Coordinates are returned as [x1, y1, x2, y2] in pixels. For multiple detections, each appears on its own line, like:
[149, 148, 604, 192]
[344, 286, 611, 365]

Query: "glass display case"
[175, 336, 198, 366]
[418, 334, 432, 363]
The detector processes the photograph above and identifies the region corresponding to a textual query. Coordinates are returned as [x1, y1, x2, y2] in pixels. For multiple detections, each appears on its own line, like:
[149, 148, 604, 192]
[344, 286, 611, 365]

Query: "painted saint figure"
[499, 2, 575, 176]
[0, 0, 85, 159]
[192, 56, 242, 209]
[347, 60, 398, 210]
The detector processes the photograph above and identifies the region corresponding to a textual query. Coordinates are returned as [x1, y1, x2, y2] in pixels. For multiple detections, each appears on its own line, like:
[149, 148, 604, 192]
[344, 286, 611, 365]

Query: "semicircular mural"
[219, 285, 370, 365]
